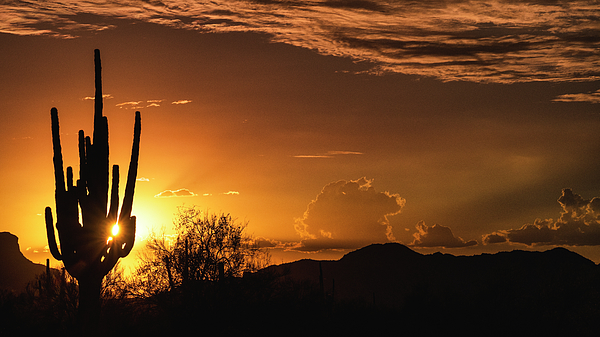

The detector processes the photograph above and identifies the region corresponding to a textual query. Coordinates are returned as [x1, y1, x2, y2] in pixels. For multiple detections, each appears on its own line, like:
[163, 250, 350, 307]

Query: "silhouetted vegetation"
[3, 242, 600, 335]
[44, 49, 141, 331]
[131, 206, 270, 297]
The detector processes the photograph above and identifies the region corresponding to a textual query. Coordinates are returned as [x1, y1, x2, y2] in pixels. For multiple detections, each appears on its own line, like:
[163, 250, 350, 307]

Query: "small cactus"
[45, 49, 141, 327]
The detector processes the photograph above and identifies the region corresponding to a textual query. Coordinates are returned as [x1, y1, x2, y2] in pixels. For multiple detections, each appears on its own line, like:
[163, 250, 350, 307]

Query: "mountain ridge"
[261, 242, 600, 309]
[0, 232, 45, 293]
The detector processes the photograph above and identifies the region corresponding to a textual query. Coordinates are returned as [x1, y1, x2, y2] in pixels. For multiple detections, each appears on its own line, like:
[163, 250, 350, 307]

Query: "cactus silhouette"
[45, 49, 141, 328]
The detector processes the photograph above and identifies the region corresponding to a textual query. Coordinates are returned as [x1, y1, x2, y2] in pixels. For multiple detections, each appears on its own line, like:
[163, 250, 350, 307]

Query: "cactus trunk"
[45, 49, 141, 330]
[78, 277, 103, 329]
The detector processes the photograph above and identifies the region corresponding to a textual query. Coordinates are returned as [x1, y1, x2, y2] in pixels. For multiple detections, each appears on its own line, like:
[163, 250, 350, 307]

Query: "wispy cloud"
[172, 100, 192, 105]
[294, 150, 363, 158]
[326, 151, 363, 155]
[553, 90, 600, 104]
[154, 188, 197, 198]
[221, 191, 240, 195]
[145, 99, 164, 107]
[116, 101, 143, 109]
[2, 1, 598, 83]
[11, 136, 33, 141]
[83, 94, 113, 100]
[293, 155, 333, 159]
[116, 99, 164, 109]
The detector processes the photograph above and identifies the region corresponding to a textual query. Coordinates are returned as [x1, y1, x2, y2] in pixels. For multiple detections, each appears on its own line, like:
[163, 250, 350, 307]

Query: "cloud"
[145, 99, 164, 107]
[482, 232, 507, 245]
[326, 151, 363, 155]
[253, 237, 279, 249]
[294, 177, 405, 252]
[221, 191, 240, 195]
[172, 100, 192, 105]
[136, 177, 150, 182]
[2, 1, 598, 83]
[411, 221, 477, 248]
[293, 155, 333, 158]
[83, 94, 113, 100]
[11, 136, 33, 141]
[114, 99, 164, 108]
[154, 188, 198, 198]
[553, 90, 600, 104]
[184, 191, 238, 196]
[116, 101, 143, 109]
[293, 150, 363, 158]
[484, 189, 600, 246]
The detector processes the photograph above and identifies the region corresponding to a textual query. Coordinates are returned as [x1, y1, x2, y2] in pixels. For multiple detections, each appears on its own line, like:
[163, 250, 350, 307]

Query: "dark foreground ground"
[3, 243, 600, 336]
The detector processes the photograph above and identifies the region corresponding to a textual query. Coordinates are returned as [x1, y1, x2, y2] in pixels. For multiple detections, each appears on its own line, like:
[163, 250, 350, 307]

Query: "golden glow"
[112, 223, 120, 237]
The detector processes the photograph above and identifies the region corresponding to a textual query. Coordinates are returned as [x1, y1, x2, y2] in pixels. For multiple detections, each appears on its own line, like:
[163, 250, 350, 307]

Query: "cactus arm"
[86, 50, 109, 229]
[66, 166, 74, 191]
[116, 110, 140, 258]
[78, 130, 87, 184]
[50, 108, 66, 195]
[48, 107, 81, 265]
[93, 49, 109, 211]
[118, 111, 141, 224]
[118, 216, 136, 257]
[107, 165, 119, 225]
[92, 49, 103, 146]
[44, 207, 63, 260]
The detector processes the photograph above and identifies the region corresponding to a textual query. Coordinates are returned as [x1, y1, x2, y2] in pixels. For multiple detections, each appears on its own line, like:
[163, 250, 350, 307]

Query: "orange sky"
[2, 1, 600, 268]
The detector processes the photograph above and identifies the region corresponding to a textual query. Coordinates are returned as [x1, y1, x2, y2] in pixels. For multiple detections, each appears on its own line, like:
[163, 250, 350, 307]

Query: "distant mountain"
[0, 232, 45, 293]
[261, 243, 600, 334]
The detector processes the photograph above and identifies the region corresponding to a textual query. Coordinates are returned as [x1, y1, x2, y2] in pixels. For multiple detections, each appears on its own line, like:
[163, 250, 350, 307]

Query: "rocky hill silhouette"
[261, 242, 600, 334]
[3, 237, 600, 335]
[0, 232, 45, 293]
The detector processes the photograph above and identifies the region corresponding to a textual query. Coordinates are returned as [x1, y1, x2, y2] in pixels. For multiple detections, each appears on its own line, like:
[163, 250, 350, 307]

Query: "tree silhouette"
[45, 49, 141, 330]
[133, 206, 269, 296]
[24, 260, 79, 332]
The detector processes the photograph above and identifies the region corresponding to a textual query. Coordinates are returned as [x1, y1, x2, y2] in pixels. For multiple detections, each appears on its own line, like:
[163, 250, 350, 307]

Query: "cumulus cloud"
[2, 1, 598, 83]
[294, 177, 405, 252]
[482, 232, 507, 245]
[136, 177, 150, 182]
[483, 189, 600, 246]
[154, 188, 197, 198]
[411, 221, 477, 248]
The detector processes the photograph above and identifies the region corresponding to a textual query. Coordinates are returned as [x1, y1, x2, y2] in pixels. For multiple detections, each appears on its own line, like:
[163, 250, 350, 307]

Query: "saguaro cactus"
[45, 49, 141, 325]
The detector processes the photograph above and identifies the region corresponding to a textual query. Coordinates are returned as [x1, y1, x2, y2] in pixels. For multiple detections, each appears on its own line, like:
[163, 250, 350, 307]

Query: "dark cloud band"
[2, 0, 598, 83]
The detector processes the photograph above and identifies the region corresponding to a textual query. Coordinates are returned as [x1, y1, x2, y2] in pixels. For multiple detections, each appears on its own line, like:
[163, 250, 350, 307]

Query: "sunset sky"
[1, 0, 600, 267]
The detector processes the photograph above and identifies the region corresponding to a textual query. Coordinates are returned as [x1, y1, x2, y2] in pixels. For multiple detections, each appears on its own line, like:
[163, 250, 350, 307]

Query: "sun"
[111, 223, 120, 237]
